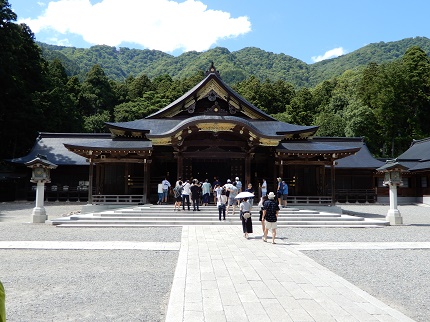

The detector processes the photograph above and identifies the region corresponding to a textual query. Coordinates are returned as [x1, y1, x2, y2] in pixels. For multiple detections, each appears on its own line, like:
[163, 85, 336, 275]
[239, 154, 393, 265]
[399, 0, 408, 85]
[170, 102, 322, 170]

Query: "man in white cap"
[262, 192, 280, 244]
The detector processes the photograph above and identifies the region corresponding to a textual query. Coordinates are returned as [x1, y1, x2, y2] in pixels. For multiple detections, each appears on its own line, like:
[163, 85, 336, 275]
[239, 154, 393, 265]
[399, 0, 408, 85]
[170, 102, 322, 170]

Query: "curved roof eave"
[106, 116, 317, 138]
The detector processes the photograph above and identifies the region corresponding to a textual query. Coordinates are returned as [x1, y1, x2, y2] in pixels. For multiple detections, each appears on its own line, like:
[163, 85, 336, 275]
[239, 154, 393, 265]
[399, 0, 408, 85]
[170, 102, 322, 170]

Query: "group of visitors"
[158, 176, 287, 244]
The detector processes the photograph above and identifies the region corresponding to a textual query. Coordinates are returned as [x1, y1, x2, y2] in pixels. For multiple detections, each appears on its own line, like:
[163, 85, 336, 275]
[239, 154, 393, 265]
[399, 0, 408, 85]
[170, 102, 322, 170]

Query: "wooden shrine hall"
[9, 63, 383, 205]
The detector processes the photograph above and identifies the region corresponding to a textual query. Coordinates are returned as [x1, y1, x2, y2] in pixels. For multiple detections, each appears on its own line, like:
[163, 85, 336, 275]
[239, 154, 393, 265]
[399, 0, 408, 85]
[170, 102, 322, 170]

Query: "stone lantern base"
[386, 209, 403, 225]
[32, 207, 47, 223]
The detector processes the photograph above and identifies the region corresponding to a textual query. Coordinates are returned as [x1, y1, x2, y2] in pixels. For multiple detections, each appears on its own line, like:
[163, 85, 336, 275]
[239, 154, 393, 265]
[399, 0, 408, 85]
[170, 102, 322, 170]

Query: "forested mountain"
[3, 0, 430, 162]
[38, 36, 430, 87]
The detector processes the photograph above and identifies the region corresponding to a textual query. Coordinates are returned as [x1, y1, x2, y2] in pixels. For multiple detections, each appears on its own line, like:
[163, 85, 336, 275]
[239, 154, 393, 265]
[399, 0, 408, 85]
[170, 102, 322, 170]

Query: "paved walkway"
[165, 226, 417, 322]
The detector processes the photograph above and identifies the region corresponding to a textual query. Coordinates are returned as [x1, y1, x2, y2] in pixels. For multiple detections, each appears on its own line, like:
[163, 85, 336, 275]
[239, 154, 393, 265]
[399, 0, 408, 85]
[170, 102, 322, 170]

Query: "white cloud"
[311, 47, 347, 63]
[18, 0, 251, 53]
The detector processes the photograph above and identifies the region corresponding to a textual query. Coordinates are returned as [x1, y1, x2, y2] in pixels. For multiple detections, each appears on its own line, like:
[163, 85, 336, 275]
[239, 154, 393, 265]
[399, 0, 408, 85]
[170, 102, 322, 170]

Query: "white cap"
[235, 177, 239, 180]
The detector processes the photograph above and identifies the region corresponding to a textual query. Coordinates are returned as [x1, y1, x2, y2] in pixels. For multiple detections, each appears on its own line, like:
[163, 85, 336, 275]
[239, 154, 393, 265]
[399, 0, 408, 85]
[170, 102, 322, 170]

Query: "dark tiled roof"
[107, 116, 318, 138]
[9, 133, 112, 165]
[396, 137, 430, 171]
[302, 137, 384, 169]
[64, 139, 152, 150]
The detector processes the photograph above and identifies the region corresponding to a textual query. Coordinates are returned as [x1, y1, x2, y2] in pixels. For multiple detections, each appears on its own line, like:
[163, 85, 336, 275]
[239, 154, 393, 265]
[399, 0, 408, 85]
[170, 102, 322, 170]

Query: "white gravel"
[1, 202, 429, 321]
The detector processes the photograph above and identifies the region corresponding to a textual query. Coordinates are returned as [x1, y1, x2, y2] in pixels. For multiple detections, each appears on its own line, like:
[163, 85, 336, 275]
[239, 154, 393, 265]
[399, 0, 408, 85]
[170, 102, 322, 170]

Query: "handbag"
[242, 212, 251, 219]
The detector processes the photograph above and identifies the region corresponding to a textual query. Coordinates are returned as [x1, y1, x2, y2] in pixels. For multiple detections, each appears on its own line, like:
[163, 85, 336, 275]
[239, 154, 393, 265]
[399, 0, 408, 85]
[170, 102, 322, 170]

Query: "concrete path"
[165, 226, 416, 322]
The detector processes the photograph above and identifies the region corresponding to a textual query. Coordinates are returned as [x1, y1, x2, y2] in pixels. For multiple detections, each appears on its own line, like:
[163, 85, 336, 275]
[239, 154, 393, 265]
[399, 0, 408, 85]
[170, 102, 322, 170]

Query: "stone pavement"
[165, 225, 419, 322]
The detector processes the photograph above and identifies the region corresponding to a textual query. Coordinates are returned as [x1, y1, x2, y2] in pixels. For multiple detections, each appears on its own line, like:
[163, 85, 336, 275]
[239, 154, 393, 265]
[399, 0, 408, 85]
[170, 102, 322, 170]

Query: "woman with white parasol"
[236, 192, 254, 239]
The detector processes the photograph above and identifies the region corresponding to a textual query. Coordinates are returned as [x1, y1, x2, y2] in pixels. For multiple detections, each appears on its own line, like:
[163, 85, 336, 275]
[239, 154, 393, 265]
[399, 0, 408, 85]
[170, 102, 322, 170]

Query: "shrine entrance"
[184, 158, 244, 184]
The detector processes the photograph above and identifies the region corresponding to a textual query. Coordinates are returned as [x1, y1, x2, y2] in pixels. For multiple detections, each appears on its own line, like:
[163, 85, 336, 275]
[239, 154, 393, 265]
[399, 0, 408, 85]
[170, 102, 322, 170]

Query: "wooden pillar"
[125, 163, 130, 194]
[245, 153, 252, 187]
[330, 161, 336, 205]
[177, 152, 183, 180]
[143, 159, 151, 204]
[279, 159, 284, 179]
[321, 164, 326, 195]
[88, 159, 94, 204]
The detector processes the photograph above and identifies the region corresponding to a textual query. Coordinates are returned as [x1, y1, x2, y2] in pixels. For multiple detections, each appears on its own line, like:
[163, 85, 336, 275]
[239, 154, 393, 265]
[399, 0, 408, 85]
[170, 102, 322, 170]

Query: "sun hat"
[268, 192, 276, 199]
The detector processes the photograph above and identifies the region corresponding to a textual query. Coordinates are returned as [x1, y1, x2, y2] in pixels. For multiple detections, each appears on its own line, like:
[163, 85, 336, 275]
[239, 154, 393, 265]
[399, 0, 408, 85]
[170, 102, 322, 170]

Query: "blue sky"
[9, 0, 430, 64]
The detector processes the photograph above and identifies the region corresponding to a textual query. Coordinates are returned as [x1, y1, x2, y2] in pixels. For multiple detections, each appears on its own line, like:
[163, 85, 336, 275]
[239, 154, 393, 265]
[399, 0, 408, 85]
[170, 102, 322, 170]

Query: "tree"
[79, 64, 115, 117]
[0, 0, 46, 159]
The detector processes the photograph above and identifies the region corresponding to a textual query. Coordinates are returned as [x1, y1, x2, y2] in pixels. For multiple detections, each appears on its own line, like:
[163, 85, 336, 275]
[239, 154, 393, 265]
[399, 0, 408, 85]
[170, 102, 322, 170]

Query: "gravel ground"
[0, 202, 182, 322]
[276, 204, 430, 322]
[1, 202, 429, 321]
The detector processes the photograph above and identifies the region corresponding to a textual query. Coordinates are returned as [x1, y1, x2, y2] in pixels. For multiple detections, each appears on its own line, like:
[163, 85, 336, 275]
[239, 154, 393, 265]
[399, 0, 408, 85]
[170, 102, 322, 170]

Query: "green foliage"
[0, 0, 46, 159]
[83, 110, 111, 133]
[38, 37, 430, 88]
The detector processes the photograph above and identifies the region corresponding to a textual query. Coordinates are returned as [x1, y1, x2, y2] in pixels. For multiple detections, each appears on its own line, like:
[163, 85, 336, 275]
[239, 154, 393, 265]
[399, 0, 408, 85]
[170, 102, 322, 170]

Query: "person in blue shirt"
[282, 180, 289, 208]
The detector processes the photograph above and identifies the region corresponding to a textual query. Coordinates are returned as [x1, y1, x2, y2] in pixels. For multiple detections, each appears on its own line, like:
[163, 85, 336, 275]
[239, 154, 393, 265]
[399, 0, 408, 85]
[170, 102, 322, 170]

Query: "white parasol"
[234, 191, 255, 199]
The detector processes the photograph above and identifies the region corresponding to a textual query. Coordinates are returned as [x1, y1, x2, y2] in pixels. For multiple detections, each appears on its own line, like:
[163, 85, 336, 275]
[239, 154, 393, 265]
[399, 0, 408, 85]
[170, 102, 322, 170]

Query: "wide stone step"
[49, 205, 389, 227]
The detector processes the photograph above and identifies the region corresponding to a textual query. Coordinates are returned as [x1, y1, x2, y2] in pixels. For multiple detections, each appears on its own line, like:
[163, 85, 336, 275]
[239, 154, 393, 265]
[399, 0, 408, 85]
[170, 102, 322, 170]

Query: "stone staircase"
[49, 205, 389, 228]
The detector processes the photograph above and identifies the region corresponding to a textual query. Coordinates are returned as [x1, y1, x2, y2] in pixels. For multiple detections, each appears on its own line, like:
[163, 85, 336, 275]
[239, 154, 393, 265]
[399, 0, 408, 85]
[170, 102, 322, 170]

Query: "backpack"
[173, 185, 183, 198]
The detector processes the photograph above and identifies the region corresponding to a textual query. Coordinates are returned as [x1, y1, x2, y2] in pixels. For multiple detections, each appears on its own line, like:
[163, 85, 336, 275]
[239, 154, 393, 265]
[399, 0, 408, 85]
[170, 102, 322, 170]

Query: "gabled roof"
[146, 66, 276, 121]
[396, 137, 430, 171]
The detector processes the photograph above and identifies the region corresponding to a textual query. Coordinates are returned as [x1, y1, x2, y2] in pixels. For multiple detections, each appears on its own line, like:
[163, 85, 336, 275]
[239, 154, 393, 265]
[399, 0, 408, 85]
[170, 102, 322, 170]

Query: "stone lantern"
[25, 155, 57, 223]
[376, 159, 408, 225]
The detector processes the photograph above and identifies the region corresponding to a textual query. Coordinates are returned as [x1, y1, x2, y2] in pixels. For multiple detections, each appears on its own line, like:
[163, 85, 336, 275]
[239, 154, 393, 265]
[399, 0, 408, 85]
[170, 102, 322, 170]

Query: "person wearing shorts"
[262, 192, 280, 244]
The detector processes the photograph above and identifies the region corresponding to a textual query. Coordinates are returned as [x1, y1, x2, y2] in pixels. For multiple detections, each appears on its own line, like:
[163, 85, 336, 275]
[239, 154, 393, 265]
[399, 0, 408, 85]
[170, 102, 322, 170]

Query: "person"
[226, 181, 238, 216]
[239, 197, 253, 239]
[245, 183, 255, 206]
[157, 181, 163, 205]
[182, 180, 191, 211]
[175, 176, 182, 187]
[201, 179, 212, 206]
[258, 195, 268, 233]
[282, 180, 289, 208]
[235, 177, 242, 192]
[223, 179, 233, 199]
[173, 181, 183, 211]
[212, 176, 221, 204]
[262, 192, 280, 244]
[260, 178, 267, 197]
[190, 179, 201, 211]
[162, 177, 171, 204]
[0, 280, 5, 322]
[276, 177, 283, 207]
[217, 189, 228, 220]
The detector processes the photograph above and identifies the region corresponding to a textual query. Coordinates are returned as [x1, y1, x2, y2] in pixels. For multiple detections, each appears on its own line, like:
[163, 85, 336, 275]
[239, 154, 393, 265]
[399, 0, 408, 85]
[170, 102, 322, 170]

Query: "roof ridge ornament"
[205, 62, 221, 77]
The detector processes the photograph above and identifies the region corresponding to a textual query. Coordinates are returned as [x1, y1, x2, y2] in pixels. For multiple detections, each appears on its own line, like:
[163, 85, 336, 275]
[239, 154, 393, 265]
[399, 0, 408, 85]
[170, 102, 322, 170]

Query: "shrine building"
[8, 64, 385, 205]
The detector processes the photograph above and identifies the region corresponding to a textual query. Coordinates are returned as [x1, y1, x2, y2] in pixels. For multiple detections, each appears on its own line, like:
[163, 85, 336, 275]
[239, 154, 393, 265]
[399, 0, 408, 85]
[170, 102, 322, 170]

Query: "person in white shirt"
[217, 189, 228, 220]
[261, 179, 267, 197]
[157, 181, 163, 205]
[181, 180, 191, 211]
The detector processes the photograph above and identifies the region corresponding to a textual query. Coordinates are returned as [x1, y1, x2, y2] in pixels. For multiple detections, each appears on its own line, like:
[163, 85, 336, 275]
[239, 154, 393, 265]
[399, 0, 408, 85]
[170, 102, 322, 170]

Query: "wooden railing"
[92, 195, 144, 205]
[332, 189, 377, 203]
[286, 196, 332, 205]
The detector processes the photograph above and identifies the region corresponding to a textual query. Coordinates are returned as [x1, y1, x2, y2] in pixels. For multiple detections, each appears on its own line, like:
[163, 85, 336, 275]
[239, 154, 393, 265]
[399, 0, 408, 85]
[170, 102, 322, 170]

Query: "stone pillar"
[32, 181, 47, 223]
[387, 184, 403, 224]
